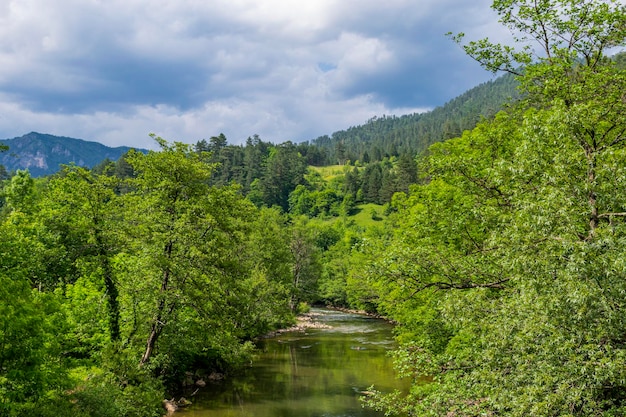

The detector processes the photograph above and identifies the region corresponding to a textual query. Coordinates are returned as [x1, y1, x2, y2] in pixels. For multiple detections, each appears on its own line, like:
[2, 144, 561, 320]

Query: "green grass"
[315, 203, 386, 228]
[348, 203, 386, 227]
[309, 165, 350, 180]
[307, 165, 385, 228]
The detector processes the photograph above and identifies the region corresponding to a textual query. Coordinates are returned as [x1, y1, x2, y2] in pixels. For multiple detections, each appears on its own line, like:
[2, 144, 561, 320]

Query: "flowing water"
[179, 308, 407, 417]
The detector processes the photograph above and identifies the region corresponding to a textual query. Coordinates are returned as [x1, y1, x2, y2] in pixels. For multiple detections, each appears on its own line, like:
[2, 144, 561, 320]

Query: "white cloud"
[0, 0, 506, 147]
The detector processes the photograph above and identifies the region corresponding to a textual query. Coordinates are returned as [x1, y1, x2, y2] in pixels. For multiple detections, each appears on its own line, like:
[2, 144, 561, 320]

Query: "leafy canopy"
[366, 1, 626, 416]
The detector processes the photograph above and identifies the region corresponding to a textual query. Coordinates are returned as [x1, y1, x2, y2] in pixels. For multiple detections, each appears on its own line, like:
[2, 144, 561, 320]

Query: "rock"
[177, 397, 192, 407]
[208, 372, 224, 381]
[163, 399, 178, 416]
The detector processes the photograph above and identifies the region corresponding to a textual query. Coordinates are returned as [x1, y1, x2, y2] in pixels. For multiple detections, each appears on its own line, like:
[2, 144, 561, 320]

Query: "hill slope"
[308, 73, 519, 164]
[0, 132, 142, 177]
[0, 74, 520, 177]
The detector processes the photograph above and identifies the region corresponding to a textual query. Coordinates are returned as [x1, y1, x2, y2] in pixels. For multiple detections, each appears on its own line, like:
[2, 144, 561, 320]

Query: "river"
[179, 308, 407, 417]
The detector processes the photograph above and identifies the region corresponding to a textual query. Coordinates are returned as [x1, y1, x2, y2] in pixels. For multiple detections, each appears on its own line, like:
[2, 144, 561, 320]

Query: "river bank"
[164, 310, 333, 415]
[261, 310, 332, 337]
[166, 307, 405, 417]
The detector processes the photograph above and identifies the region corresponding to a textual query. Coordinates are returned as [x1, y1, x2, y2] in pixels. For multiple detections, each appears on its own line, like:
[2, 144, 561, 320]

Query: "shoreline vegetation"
[164, 308, 340, 416]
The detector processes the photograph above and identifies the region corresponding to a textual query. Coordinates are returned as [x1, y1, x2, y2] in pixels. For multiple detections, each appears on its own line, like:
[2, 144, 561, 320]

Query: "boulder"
[163, 399, 177, 416]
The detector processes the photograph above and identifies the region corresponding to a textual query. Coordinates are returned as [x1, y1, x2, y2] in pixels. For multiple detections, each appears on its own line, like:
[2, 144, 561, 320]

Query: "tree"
[122, 138, 212, 365]
[450, 0, 626, 106]
[288, 218, 322, 310]
[121, 136, 266, 370]
[395, 152, 418, 192]
[194, 138, 210, 154]
[453, 1, 626, 240]
[243, 135, 269, 192]
[367, 1, 626, 416]
[0, 165, 9, 181]
[242, 207, 294, 330]
[361, 164, 382, 204]
[209, 133, 228, 153]
[3, 170, 36, 214]
[379, 167, 397, 202]
[288, 185, 315, 216]
[42, 167, 123, 342]
[256, 142, 308, 211]
[342, 166, 361, 201]
[335, 141, 347, 165]
[113, 152, 136, 179]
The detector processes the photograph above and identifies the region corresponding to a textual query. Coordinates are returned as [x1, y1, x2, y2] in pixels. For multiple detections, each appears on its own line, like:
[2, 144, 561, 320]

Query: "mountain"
[306, 52, 626, 165]
[307, 73, 520, 164]
[0, 132, 143, 177]
[0, 74, 520, 178]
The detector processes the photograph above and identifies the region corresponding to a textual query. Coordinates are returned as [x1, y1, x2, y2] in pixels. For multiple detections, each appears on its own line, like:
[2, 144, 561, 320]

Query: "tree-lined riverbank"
[181, 308, 407, 417]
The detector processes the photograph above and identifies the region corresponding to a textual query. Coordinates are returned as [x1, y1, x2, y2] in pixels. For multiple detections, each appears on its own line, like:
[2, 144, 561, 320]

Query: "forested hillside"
[1, 1, 626, 416]
[166, 73, 518, 214]
[308, 73, 519, 164]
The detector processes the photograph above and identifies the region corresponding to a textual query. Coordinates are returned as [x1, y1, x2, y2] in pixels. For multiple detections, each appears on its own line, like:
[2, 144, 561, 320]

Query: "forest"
[2, 0, 626, 416]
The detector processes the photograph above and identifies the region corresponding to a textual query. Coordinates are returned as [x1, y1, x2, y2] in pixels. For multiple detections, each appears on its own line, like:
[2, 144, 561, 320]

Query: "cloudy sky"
[0, 0, 509, 149]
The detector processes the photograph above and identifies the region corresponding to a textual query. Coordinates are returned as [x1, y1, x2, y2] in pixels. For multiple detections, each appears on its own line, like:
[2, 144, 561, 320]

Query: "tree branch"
[599, 212, 626, 218]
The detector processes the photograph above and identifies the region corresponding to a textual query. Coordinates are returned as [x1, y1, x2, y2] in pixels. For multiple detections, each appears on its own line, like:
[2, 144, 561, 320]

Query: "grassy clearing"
[307, 165, 385, 228]
[315, 203, 386, 228]
[309, 165, 350, 180]
[348, 203, 386, 228]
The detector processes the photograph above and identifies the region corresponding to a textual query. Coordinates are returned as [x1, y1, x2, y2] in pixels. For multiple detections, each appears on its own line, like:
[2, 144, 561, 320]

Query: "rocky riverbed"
[262, 311, 332, 337]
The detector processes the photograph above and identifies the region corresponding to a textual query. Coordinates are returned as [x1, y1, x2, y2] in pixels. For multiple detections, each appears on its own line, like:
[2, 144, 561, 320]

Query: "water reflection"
[180, 308, 405, 417]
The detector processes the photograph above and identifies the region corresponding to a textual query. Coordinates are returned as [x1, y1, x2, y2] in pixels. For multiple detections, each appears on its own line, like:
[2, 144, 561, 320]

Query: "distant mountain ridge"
[0, 132, 143, 177]
[0, 75, 519, 178]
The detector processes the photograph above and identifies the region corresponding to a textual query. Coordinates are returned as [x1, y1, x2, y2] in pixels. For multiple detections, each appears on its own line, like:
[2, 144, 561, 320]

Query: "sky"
[0, 0, 510, 149]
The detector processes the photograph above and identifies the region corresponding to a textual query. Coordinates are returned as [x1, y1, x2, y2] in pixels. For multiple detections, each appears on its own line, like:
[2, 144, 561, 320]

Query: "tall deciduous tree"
[42, 167, 123, 342]
[367, 1, 626, 415]
[121, 136, 260, 368]
[3, 170, 36, 214]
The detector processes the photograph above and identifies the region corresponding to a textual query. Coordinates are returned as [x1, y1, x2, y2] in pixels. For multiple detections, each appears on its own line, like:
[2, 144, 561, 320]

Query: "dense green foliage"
[309, 73, 519, 165]
[3, 2, 626, 415]
[0, 139, 301, 416]
[360, 1, 626, 415]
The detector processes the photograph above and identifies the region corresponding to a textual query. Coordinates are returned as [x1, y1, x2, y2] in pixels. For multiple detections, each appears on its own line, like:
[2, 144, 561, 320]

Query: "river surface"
[179, 308, 406, 417]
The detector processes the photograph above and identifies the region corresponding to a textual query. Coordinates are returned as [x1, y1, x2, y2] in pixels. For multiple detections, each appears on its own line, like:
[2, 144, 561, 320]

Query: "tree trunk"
[139, 241, 173, 367]
[93, 219, 121, 342]
[139, 270, 169, 366]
